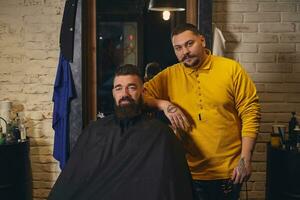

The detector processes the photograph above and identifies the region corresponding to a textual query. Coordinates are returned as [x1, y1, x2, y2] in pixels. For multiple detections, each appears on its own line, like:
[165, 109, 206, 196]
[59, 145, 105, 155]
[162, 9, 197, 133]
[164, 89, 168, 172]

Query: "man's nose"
[182, 46, 190, 55]
[121, 87, 130, 96]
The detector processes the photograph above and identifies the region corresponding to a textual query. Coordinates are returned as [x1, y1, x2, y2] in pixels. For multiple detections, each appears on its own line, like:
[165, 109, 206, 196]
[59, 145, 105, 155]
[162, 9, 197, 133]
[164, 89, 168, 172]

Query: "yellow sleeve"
[233, 63, 261, 138]
[143, 69, 169, 101]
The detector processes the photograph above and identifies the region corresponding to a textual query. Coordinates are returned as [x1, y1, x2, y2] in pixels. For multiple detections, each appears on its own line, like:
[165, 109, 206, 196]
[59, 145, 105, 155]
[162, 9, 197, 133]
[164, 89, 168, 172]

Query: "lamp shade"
[148, 0, 185, 11]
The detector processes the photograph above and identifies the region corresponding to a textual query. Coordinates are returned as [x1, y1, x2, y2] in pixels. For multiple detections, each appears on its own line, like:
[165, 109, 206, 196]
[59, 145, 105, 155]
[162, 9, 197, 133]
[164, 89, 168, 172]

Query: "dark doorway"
[96, 0, 185, 116]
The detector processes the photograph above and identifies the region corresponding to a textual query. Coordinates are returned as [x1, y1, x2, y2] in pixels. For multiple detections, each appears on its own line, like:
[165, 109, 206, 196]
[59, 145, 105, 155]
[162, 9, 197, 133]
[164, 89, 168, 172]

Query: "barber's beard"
[114, 96, 143, 120]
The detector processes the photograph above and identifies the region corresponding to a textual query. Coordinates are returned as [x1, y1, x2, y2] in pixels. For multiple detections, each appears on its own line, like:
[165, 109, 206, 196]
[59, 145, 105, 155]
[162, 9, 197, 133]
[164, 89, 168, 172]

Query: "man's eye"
[187, 41, 194, 47]
[174, 47, 181, 51]
[128, 85, 137, 90]
[114, 87, 122, 91]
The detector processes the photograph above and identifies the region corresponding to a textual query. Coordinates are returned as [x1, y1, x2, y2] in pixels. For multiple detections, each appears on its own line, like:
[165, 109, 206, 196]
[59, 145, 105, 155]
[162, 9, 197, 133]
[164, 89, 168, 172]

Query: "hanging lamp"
[148, 0, 185, 11]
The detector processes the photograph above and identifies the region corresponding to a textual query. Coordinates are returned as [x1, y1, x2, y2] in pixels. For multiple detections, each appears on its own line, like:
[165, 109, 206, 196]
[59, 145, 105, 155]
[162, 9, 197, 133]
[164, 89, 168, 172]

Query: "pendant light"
[148, 0, 185, 12]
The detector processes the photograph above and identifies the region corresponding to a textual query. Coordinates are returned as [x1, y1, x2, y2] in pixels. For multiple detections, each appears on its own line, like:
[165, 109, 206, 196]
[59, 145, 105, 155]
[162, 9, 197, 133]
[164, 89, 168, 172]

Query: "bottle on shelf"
[15, 112, 27, 142]
[288, 112, 299, 151]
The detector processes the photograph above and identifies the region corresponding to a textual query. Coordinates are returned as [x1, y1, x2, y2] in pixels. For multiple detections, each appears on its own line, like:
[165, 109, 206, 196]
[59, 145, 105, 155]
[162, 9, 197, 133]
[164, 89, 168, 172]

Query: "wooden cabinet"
[266, 144, 300, 200]
[0, 141, 32, 200]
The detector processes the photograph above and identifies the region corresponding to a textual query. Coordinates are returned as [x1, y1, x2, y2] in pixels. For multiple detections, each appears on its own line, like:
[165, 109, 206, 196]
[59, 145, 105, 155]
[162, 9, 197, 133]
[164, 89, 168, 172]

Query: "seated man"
[48, 64, 194, 200]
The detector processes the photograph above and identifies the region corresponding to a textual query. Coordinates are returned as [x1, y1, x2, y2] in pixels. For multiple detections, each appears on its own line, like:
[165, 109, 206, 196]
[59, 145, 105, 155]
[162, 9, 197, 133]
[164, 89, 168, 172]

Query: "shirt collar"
[183, 49, 212, 75]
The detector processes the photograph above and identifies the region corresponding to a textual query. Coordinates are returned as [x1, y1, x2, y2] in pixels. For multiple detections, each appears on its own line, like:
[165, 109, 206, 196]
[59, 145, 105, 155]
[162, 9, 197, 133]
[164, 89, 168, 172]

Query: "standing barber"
[144, 23, 260, 199]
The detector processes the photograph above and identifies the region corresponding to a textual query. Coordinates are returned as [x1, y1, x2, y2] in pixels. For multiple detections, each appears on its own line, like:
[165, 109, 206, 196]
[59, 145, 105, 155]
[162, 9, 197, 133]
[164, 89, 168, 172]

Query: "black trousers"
[192, 179, 242, 200]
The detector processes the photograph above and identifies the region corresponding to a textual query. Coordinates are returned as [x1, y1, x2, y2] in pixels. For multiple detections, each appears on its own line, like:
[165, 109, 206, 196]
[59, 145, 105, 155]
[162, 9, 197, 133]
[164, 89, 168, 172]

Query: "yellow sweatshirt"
[144, 53, 260, 180]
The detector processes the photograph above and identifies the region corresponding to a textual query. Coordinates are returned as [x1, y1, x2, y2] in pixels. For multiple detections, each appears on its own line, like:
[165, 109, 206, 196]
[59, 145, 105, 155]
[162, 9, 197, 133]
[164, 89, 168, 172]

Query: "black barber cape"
[48, 114, 194, 200]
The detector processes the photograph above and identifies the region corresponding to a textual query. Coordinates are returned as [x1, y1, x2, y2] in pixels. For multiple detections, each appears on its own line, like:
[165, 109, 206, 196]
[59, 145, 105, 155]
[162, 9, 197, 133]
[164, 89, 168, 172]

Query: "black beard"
[114, 96, 143, 120]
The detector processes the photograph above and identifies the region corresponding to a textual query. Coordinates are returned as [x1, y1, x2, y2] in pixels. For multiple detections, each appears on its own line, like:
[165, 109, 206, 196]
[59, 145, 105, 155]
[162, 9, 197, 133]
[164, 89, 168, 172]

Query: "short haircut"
[171, 23, 202, 39]
[114, 64, 143, 83]
[145, 62, 161, 80]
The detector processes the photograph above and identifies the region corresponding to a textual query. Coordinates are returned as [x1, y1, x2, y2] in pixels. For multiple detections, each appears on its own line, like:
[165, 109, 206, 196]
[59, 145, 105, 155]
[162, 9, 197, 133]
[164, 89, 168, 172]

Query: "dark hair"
[171, 23, 202, 39]
[114, 64, 143, 82]
[145, 62, 161, 80]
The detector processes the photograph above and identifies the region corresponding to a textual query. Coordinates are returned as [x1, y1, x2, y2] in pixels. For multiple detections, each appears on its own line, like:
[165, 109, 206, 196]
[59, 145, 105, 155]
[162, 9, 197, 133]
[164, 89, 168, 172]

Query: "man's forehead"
[172, 31, 199, 44]
[113, 75, 142, 85]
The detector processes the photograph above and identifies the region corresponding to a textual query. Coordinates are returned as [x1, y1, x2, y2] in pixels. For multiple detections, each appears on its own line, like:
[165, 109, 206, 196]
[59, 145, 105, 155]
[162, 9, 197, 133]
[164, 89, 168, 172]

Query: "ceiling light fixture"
[148, 0, 185, 12]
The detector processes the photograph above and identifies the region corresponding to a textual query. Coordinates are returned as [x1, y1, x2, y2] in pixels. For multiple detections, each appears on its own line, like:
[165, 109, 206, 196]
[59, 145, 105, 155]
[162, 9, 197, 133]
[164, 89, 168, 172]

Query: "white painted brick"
[278, 0, 300, 2]
[244, 13, 280, 22]
[252, 162, 267, 173]
[280, 33, 300, 43]
[282, 12, 300, 22]
[22, 0, 45, 6]
[261, 102, 298, 112]
[42, 5, 63, 15]
[259, 23, 295, 32]
[260, 112, 290, 123]
[24, 50, 49, 60]
[259, 44, 295, 53]
[255, 83, 266, 92]
[258, 92, 285, 102]
[24, 24, 59, 34]
[30, 138, 54, 146]
[241, 53, 276, 62]
[47, 50, 60, 59]
[250, 73, 284, 83]
[294, 63, 300, 72]
[32, 172, 60, 182]
[257, 63, 292, 73]
[226, 43, 257, 52]
[265, 83, 300, 93]
[257, 132, 271, 143]
[26, 102, 53, 111]
[297, 44, 300, 52]
[278, 53, 300, 63]
[213, 13, 243, 22]
[241, 63, 256, 73]
[226, 3, 258, 12]
[33, 181, 54, 189]
[285, 73, 300, 83]
[0, 73, 11, 82]
[32, 163, 60, 172]
[259, 3, 297, 12]
[24, 15, 61, 24]
[1, 84, 24, 92]
[31, 146, 53, 155]
[23, 84, 51, 94]
[259, 122, 273, 133]
[223, 23, 258, 32]
[282, 83, 300, 92]
[252, 153, 267, 162]
[223, 33, 242, 42]
[31, 155, 58, 164]
[33, 189, 51, 198]
[44, 0, 65, 7]
[286, 93, 300, 103]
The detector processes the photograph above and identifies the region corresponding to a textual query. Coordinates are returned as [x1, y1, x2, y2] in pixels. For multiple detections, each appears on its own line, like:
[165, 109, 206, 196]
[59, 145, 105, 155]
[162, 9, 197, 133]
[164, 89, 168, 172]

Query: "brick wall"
[0, 0, 299, 199]
[0, 0, 64, 199]
[213, 0, 300, 199]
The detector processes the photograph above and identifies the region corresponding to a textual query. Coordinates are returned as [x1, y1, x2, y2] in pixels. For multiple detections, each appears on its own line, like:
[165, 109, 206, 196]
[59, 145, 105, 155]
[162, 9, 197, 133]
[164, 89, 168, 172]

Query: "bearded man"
[48, 64, 194, 200]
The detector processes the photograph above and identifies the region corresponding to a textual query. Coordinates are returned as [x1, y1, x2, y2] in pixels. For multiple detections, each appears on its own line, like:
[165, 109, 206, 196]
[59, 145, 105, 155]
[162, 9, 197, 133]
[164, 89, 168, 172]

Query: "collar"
[183, 49, 212, 75]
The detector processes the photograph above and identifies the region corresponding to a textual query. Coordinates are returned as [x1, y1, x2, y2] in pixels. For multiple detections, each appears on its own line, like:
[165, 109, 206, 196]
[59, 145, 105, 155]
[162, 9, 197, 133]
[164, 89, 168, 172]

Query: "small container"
[271, 133, 281, 148]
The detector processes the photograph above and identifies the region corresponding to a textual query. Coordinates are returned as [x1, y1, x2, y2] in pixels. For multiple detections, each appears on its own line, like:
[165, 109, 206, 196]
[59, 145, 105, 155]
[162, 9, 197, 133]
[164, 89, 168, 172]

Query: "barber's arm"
[232, 63, 261, 184]
[143, 70, 191, 131]
[143, 97, 191, 131]
[231, 137, 256, 184]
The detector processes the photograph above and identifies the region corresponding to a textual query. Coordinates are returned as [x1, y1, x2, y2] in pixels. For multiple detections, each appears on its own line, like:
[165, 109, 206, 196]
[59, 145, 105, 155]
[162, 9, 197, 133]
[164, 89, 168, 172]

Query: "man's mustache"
[181, 54, 195, 62]
[118, 96, 135, 105]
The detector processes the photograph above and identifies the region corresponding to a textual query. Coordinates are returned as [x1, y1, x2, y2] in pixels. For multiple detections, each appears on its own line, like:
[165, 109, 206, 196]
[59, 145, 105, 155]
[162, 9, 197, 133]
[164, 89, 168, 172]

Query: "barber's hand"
[231, 157, 251, 184]
[162, 102, 191, 132]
